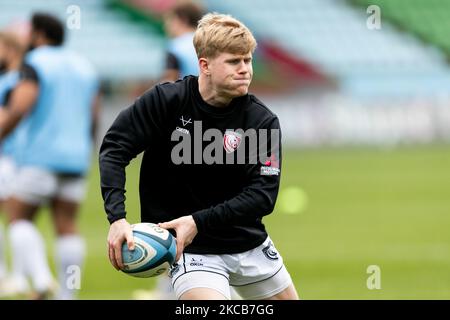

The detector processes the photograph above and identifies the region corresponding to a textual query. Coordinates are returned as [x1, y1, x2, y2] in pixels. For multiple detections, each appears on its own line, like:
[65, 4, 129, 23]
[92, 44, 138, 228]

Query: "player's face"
[163, 14, 178, 38]
[208, 52, 253, 98]
[27, 29, 39, 52]
[0, 40, 7, 60]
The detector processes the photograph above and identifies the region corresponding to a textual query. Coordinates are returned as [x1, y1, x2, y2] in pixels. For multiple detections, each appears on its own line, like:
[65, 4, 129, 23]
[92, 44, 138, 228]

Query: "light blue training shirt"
[20, 45, 98, 174]
[167, 32, 199, 78]
[0, 69, 30, 160]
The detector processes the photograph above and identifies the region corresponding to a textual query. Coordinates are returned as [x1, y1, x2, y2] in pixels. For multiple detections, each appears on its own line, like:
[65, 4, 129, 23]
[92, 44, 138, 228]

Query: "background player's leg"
[134, 273, 176, 300]
[51, 197, 85, 300]
[6, 197, 52, 297]
[0, 219, 17, 297]
[0, 217, 7, 281]
[0, 156, 17, 283]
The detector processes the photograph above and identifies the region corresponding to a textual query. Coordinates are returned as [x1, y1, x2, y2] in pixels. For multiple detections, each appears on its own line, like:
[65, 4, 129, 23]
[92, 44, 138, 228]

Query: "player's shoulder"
[26, 46, 59, 63]
[157, 75, 193, 90]
[138, 76, 193, 112]
[169, 32, 195, 50]
[19, 63, 39, 82]
[152, 76, 193, 101]
[66, 50, 96, 74]
[246, 93, 278, 123]
[27, 47, 96, 74]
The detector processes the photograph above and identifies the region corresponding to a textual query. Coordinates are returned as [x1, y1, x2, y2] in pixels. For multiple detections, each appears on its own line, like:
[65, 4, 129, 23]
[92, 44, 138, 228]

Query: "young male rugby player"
[100, 13, 298, 300]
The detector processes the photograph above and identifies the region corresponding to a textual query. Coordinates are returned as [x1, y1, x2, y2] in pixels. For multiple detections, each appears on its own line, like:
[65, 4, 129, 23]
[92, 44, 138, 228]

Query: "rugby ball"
[121, 223, 177, 277]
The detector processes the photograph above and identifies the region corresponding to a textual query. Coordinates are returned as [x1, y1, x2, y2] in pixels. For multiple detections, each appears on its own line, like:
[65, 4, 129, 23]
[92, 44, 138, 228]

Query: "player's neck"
[173, 26, 195, 38]
[198, 76, 232, 108]
[7, 56, 23, 71]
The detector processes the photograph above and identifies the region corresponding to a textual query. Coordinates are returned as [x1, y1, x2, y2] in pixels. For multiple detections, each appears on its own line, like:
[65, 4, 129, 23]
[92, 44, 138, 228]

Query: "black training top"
[99, 76, 282, 254]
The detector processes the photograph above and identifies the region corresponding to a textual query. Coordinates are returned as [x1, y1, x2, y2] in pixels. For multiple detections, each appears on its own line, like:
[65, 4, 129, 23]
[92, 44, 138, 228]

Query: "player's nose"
[237, 60, 249, 74]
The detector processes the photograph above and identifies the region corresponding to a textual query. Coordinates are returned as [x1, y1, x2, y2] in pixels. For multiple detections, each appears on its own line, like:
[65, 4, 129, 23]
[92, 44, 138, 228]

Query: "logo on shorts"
[262, 241, 279, 260]
[189, 258, 204, 267]
[169, 263, 181, 278]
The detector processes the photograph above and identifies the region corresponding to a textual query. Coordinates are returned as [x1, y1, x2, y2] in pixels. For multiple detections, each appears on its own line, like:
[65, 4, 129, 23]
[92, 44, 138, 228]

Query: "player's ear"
[199, 57, 210, 76]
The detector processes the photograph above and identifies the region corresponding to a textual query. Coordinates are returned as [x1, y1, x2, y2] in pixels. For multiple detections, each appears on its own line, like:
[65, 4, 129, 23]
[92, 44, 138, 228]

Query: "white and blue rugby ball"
[121, 223, 177, 278]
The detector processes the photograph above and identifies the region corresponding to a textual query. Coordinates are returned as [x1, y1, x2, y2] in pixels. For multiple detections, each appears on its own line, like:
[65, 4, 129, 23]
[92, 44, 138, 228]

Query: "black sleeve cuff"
[191, 210, 207, 234]
[107, 213, 127, 225]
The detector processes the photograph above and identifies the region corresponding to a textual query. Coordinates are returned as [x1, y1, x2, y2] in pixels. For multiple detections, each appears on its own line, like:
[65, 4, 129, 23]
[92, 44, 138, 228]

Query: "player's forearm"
[99, 89, 166, 224]
[99, 108, 145, 224]
[0, 108, 22, 140]
[99, 159, 128, 224]
[0, 80, 39, 140]
[99, 136, 137, 224]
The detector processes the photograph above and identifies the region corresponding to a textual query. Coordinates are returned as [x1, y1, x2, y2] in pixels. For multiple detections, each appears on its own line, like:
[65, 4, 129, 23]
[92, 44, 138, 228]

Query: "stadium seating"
[352, 0, 450, 57]
[3, 0, 450, 96]
[203, 0, 450, 98]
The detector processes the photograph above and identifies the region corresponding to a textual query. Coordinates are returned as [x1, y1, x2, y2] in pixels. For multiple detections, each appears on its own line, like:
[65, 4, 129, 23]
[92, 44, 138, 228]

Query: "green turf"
[266, 145, 450, 299]
[4, 145, 450, 299]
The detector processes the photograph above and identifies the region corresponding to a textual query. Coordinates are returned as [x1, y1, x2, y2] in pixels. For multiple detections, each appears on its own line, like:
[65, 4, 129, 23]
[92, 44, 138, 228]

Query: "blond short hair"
[193, 13, 257, 59]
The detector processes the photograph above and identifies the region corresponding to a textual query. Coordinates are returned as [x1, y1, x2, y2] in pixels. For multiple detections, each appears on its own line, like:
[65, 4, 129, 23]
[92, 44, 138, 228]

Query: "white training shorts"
[10, 166, 87, 205]
[0, 155, 17, 201]
[169, 236, 293, 300]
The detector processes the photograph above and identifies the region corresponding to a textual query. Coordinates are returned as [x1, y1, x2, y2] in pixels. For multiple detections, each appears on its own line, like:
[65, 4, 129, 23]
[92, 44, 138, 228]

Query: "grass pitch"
[13, 144, 450, 299]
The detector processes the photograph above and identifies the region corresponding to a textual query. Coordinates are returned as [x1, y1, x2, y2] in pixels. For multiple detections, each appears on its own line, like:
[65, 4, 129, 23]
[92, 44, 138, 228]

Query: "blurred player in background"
[100, 13, 298, 300]
[0, 29, 35, 296]
[160, 1, 204, 82]
[0, 13, 100, 299]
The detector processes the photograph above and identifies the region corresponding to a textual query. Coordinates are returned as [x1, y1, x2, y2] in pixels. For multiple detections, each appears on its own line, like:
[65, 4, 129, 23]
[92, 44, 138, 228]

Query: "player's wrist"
[187, 215, 198, 234]
[108, 214, 127, 225]
[190, 213, 203, 234]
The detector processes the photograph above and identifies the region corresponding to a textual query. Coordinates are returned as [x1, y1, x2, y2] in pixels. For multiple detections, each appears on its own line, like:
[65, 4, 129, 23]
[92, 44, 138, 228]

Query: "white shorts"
[0, 156, 17, 200]
[11, 166, 87, 205]
[169, 236, 293, 300]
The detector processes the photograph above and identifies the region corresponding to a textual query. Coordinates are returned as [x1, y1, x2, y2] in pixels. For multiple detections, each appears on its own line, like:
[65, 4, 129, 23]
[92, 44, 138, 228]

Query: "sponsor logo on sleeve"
[260, 154, 280, 176]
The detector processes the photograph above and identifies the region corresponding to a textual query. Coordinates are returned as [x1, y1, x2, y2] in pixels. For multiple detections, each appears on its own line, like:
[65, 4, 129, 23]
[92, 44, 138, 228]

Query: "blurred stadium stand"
[203, 0, 450, 146]
[352, 0, 450, 58]
[204, 0, 450, 98]
[1, 0, 449, 146]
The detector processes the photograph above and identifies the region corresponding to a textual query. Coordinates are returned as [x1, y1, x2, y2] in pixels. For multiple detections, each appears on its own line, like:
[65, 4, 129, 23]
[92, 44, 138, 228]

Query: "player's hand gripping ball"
[121, 223, 177, 277]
